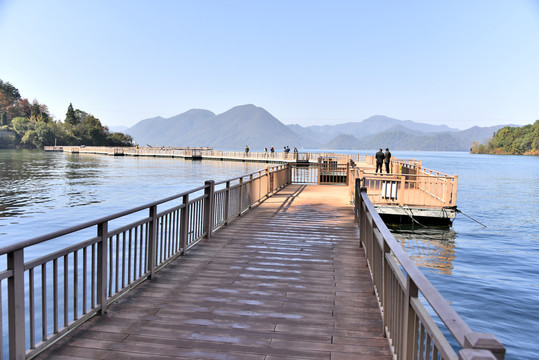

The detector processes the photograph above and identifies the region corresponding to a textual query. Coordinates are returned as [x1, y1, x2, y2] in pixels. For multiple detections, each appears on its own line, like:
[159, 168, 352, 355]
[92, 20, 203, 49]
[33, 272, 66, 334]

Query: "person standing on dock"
[384, 148, 391, 173]
[375, 148, 384, 173]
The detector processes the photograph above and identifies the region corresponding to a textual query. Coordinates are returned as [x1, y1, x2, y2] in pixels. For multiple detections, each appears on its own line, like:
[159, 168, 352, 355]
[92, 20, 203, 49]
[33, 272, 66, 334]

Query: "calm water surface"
[0, 149, 538, 359]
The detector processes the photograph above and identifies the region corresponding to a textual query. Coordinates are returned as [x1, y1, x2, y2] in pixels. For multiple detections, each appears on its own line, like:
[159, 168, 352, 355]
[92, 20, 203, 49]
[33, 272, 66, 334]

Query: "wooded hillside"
[0, 79, 133, 149]
[470, 121, 539, 155]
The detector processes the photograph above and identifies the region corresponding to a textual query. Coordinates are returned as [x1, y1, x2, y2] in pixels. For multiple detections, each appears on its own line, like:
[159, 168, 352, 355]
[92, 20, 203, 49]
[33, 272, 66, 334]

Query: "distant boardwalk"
[35, 185, 392, 359]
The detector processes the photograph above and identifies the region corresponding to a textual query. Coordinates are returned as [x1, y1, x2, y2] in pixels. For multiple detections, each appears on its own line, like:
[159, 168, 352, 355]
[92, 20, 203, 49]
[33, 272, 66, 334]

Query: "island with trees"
[0, 79, 133, 149]
[470, 120, 539, 155]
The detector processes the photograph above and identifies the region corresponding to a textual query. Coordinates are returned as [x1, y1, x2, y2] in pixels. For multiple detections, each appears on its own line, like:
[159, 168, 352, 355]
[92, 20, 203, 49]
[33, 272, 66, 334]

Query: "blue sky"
[1, 0, 538, 129]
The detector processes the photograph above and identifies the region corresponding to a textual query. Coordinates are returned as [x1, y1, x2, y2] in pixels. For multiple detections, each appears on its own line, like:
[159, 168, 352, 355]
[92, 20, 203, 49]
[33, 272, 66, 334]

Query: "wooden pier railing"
[357, 156, 458, 208]
[44, 146, 360, 164]
[0, 164, 290, 359]
[0, 160, 504, 359]
[354, 180, 504, 359]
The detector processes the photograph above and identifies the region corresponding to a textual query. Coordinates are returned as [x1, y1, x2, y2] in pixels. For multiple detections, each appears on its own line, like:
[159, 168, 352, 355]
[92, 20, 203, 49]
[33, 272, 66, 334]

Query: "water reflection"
[389, 225, 456, 275]
[0, 151, 106, 219]
[0, 149, 263, 243]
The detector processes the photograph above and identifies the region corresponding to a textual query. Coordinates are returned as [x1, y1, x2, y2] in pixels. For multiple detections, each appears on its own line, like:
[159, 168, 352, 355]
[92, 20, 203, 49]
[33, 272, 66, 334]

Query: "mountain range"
[124, 104, 506, 151]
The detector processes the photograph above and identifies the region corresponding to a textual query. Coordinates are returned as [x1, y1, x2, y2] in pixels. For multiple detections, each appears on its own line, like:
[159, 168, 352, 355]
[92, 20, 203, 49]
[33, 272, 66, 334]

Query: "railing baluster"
[128, 229, 132, 284]
[63, 254, 68, 327]
[97, 221, 108, 314]
[41, 263, 47, 341]
[115, 235, 119, 293]
[74, 250, 78, 321]
[122, 232, 126, 288]
[83, 247, 87, 315]
[29, 267, 35, 349]
[108, 237, 113, 296]
[53, 259, 59, 334]
[91, 244, 96, 309]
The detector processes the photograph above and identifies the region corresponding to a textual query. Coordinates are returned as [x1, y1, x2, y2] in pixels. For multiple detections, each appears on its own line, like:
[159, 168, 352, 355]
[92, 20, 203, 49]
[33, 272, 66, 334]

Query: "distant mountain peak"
[126, 107, 506, 151]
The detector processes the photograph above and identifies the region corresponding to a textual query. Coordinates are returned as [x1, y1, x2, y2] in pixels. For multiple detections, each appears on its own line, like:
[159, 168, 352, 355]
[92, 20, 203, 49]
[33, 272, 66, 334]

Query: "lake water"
[0, 149, 538, 359]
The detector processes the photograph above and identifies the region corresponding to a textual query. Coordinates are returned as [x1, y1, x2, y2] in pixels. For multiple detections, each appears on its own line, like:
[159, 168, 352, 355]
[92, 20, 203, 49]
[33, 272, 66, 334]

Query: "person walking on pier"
[384, 148, 391, 173]
[375, 148, 384, 173]
[245, 145, 249, 157]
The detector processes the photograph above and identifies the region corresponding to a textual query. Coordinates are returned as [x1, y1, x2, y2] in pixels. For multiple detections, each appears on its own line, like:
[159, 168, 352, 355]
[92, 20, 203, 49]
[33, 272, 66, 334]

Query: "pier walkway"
[35, 185, 392, 359]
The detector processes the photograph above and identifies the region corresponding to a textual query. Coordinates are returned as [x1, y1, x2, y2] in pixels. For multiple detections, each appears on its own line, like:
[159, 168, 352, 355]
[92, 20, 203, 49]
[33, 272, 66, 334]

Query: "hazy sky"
[1, 0, 538, 130]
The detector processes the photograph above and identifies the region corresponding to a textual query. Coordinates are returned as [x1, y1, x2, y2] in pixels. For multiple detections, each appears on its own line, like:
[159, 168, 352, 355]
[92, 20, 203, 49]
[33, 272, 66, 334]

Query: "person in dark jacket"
[384, 148, 391, 173]
[375, 148, 384, 173]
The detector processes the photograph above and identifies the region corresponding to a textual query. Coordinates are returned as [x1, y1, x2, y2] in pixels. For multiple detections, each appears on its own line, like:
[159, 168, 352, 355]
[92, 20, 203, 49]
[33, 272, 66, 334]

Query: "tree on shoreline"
[470, 120, 539, 155]
[0, 78, 133, 149]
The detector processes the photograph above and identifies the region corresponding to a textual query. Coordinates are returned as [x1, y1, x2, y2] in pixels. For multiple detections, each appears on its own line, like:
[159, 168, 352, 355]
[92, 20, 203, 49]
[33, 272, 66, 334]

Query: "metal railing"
[354, 179, 505, 360]
[0, 164, 290, 359]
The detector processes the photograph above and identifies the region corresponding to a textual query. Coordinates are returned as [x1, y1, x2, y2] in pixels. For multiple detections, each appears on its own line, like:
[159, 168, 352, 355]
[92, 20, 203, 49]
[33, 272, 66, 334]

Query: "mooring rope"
[456, 209, 487, 228]
[399, 206, 426, 227]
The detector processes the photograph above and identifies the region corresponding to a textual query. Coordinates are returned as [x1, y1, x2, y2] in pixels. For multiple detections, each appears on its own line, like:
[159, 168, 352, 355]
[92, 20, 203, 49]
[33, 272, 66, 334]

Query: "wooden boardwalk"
[36, 185, 391, 360]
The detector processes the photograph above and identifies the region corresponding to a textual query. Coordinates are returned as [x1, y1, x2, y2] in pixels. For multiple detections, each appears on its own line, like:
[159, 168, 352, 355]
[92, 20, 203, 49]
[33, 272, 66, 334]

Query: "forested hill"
[470, 120, 539, 155]
[0, 79, 133, 149]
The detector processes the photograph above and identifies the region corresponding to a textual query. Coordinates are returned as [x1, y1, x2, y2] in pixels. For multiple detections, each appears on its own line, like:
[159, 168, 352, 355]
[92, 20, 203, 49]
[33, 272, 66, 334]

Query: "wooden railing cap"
[464, 332, 505, 359]
[459, 349, 497, 360]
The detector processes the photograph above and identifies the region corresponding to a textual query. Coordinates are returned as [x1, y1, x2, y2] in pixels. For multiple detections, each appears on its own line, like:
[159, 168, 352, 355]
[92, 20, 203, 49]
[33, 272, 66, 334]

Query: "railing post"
[204, 180, 215, 238]
[463, 333, 505, 360]
[180, 194, 189, 254]
[404, 277, 419, 358]
[147, 205, 157, 279]
[264, 167, 270, 196]
[248, 175, 253, 209]
[317, 161, 321, 185]
[7, 249, 25, 360]
[354, 178, 361, 222]
[358, 184, 367, 249]
[452, 175, 459, 205]
[287, 163, 292, 184]
[399, 174, 406, 205]
[238, 178, 243, 216]
[97, 222, 108, 314]
[224, 181, 230, 225]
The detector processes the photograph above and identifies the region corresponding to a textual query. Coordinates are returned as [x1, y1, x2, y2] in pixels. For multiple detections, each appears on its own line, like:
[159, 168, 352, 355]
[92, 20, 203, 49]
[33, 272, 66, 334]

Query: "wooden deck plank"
[35, 184, 392, 360]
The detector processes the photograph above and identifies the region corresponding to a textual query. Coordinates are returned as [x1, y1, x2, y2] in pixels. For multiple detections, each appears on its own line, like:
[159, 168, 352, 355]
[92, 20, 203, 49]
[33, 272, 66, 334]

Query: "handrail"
[350, 165, 458, 208]
[44, 146, 364, 165]
[0, 163, 292, 359]
[354, 180, 505, 359]
[0, 185, 207, 255]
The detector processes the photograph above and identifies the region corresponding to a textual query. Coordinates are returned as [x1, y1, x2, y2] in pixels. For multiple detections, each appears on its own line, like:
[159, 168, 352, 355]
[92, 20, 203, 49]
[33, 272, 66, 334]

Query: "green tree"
[107, 132, 134, 146]
[21, 122, 55, 148]
[65, 103, 77, 125]
[0, 112, 6, 126]
[11, 117, 30, 137]
[0, 79, 21, 101]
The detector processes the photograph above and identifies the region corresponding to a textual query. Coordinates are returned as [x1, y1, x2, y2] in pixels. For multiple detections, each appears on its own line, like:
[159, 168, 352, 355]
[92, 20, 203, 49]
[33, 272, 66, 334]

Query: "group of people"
[375, 148, 392, 173]
[243, 146, 298, 157]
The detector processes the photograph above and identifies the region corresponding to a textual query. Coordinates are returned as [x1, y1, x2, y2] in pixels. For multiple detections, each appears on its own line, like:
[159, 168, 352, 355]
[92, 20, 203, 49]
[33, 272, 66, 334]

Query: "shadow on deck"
[36, 185, 391, 360]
